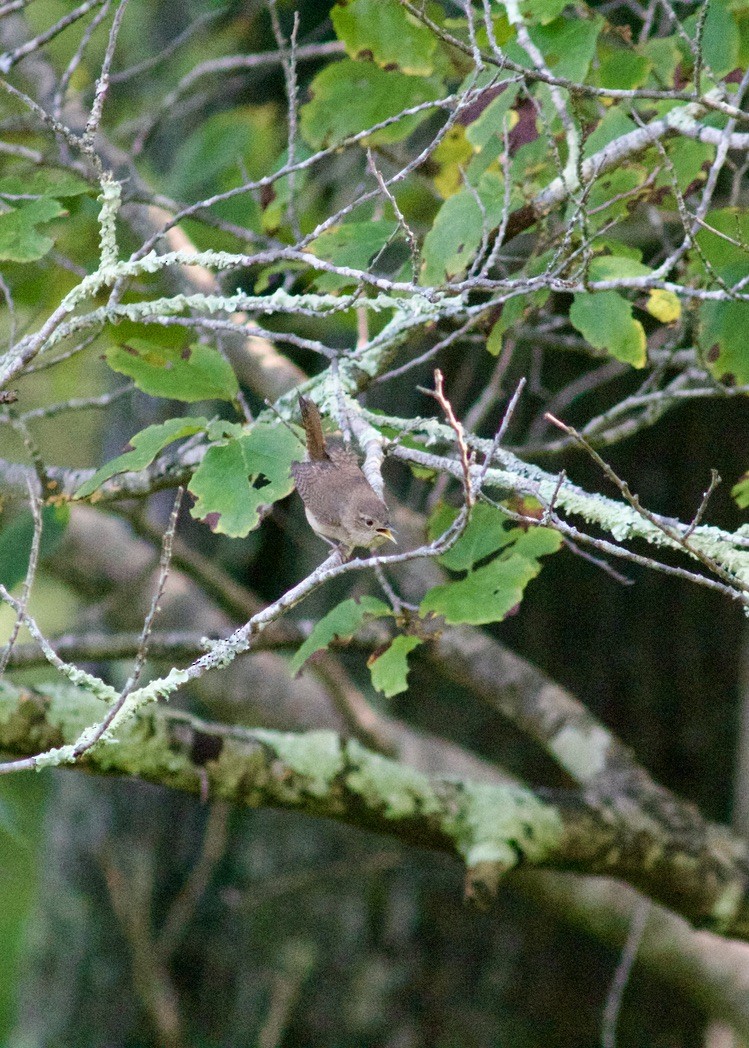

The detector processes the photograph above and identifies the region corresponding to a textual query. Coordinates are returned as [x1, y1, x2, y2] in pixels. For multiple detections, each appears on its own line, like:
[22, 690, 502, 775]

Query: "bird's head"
[344, 490, 396, 550]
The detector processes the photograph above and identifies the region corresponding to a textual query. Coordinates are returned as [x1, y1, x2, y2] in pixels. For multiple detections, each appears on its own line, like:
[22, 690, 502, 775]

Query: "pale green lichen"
[254, 729, 344, 797]
[209, 739, 269, 800]
[33, 744, 76, 769]
[344, 739, 441, 819]
[58, 667, 117, 703]
[96, 173, 121, 268]
[103, 668, 190, 736]
[94, 716, 189, 780]
[447, 782, 564, 870]
[551, 723, 611, 783]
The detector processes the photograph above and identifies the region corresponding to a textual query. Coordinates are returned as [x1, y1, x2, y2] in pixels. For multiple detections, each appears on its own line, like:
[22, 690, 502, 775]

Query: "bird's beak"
[376, 528, 397, 544]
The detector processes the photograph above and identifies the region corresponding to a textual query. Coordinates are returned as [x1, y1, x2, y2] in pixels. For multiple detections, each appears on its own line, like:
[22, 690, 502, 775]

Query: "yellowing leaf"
[431, 126, 474, 199]
[646, 290, 681, 324]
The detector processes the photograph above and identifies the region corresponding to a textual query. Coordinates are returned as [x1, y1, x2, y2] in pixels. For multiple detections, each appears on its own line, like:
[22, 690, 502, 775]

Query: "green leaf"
[0, 170, 90, 197]
[368, 635, 423, 698]
[0, 506, 70, 590]
[694, 210, 749, 278]
[642, 35, 680, 86]
[421, 191, 483, 284]
[587, 254, 651, 281]
[105, 339, 239, 403]
[260, 145, 312, 235]
[596, 45, 651, 91]
[74, 417, 209, 499]
[427, 502, 515, 572]
[0, 198, 65, 263]
[510, 136, 556, 197]
[569, 291, 647, 367]
[519, 0, 568, 25]
[420, 527, 562, 626]
[698, 296, 749, 385]
[332, 0, 437, 75]
[168, 105, 284, 199]
[583, 167, 647, 229]
[307, 219, 399, 291]
[188, 422, 300, 537]
[300, 59, 441, 148]
[733, 472, 749, 509]
[683, 0, 739, 78]
[515, 15, 601, 82]
[421, 172, 505, 285]
[291, 595, 393, 674]
[0, 772, 49, 1038]
[659, 138, 712, 199]
[486, 296, 530, 357]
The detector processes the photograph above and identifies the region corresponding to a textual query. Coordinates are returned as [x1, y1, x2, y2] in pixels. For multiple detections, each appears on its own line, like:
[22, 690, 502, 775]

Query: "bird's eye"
[363, 517, 374, 527]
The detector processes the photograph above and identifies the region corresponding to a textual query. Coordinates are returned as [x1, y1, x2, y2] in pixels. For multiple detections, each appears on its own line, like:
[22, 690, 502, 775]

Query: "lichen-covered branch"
[1, 681, 749, 939]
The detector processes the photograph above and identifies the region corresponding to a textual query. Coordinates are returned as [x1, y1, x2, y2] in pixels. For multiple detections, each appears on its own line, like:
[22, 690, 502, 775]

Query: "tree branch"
[1, 682, 749, 939]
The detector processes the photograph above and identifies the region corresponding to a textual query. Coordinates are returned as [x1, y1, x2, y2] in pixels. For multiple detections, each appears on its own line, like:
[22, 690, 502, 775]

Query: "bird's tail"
[298, 395, 329, 461]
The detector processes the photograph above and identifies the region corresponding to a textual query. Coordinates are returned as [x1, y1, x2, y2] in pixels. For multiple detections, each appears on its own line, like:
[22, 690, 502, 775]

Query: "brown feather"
[297, 395, 328, 461]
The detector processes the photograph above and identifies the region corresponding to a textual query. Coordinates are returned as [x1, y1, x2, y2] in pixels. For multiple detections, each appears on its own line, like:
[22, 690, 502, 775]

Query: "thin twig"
[422, 368, 474, 506]
[683, 469, 721, 540]
[544, 414, 748, 602]
[601, 898, 650, 1048]
[84, 0, 131, 143]
[67, 486, 184, 761]
[0, 478, 43, 675]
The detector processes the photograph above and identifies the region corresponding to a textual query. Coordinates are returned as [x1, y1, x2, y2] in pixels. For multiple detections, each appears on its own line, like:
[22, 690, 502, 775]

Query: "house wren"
[291, 395, 395, 556]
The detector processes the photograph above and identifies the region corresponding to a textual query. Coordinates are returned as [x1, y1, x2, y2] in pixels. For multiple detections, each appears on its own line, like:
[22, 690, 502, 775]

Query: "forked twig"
[545, 414, 747, 601]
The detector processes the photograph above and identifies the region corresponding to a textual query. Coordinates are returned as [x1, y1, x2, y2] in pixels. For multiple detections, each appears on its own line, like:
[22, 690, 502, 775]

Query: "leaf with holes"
[189, 423, 299, 537]
[105, 339, 239, 403]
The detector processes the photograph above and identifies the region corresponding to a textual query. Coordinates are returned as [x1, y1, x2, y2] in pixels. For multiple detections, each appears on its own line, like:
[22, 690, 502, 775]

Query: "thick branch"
[1, 682, 749, 938]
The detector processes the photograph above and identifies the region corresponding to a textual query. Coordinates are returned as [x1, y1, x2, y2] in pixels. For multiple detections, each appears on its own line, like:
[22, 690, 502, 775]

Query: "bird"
[290, 395, 396, 558]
